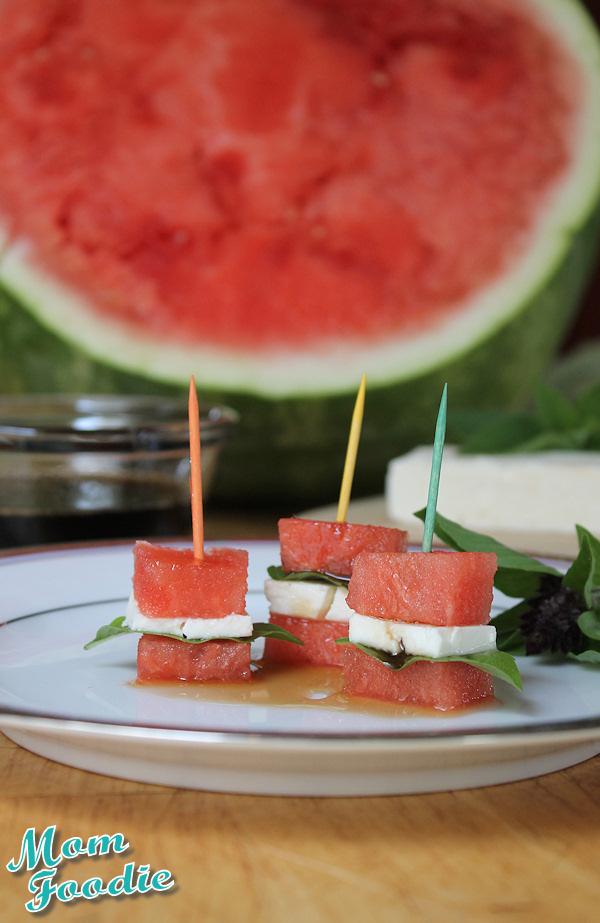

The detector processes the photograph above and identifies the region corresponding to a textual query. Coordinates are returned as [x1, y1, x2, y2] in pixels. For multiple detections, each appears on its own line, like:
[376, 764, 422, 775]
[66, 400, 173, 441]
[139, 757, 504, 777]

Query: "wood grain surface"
[2, 731, 599, 923]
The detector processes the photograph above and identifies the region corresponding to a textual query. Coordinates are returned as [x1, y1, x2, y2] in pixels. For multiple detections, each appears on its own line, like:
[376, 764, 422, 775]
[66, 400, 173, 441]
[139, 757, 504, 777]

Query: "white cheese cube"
[125, 594, 253, 639]
[348, 612, 496, 657]
[264, 578, 351, 622]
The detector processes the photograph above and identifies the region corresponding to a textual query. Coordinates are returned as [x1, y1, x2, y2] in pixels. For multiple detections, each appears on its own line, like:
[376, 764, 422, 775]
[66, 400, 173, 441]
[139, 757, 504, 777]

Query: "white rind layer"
[348, 612, 497, 658]
[264, 578, 351, 623]
[125, 594, 253, 640]
[0, 0, 599, 397]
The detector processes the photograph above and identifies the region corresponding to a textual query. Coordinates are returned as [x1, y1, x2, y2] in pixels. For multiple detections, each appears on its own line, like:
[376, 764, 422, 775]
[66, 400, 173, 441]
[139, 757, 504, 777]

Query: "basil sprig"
[267, 565, 349, 589]
[85, 617, 303, 650]
[335, 640, 522, 690]
[414, 509, 600, 664]
[453, 381, 600, 454]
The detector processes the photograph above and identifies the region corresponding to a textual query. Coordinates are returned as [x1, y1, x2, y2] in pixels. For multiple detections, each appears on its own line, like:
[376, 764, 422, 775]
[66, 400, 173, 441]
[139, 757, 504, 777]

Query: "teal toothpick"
[422, 384, 447, 553]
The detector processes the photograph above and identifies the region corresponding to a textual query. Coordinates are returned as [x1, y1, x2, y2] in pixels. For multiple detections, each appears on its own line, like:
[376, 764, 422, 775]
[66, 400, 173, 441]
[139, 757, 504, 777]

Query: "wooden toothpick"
[336, 374, 367, 523]
[188, 376, 204, 560]
[422, 383, 447, 553]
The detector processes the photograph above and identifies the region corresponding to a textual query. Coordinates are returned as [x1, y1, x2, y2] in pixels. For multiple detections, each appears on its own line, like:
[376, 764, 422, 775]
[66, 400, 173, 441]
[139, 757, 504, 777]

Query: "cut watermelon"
[346, 550, 498, 626]
[279, 518, 408, 577]
[263, 613, 348, 667]
[133, 541, 248, 620]
[137, 634, 251, 683]
[343, 548, 499, 707]
[264, 517, 407, 667]
[0, 0, 599, 503]
[342, 645, 494, 710]
[127, 539, 251, 682]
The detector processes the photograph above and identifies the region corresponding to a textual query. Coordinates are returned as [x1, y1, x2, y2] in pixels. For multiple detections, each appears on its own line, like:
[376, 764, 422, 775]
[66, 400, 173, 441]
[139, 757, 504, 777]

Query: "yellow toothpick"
[188, 376, 204, 560]
[336, 374, 367, 523]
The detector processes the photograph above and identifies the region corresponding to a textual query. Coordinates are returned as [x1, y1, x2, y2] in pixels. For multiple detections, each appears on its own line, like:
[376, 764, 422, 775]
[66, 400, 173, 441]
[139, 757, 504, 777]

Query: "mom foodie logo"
[7, 825, 175, 912]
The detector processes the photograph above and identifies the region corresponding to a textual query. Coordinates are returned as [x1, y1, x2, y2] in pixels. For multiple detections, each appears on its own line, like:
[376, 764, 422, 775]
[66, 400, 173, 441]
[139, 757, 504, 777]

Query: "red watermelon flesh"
[133, 541, 248, 619]
[263, 614, 348, 667]
[346, 550, 498, 626]
[137, 633, 252, 682]
[342, 644, 494, 710]
[279, 518, 408, 577]
[0, 0, 579, 353]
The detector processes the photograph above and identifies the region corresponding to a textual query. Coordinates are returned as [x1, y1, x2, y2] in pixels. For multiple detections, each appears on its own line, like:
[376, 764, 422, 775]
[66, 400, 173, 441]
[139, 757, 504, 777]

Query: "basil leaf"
[252, 622, 304, 645]
[413, 509, 561, 597]
[569, 649, 600, 664]
[337, 641, 522, 690]
[459, 413, 543, 454]
[455, 378, 600, 454]
[85, 617, 303, 649]
[490, 601, 528, 655]
[578, 610, 600, 642]
[563, 526, 600, 609]
[84, 617, 130, 648]
[267, 564, 349, 589]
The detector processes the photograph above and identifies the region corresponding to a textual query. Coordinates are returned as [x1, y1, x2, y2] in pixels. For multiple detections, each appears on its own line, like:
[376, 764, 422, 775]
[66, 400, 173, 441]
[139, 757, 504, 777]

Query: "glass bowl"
[0, 394, 238, 548]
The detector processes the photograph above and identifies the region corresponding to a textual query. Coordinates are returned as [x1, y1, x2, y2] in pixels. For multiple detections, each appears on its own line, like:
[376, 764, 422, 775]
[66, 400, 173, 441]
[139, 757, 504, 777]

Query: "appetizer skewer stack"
[263, 376, 408, 667]
[124, 378, 253, 683]
[341, 385, 501, 709]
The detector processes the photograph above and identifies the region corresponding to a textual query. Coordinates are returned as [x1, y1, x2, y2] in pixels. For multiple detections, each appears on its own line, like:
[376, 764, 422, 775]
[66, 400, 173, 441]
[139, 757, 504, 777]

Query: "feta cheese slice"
[348, 612, 496, 657]
[385, 445, 600, 556]
[125, 594, 253, 639]
[264, 578, 351, 622]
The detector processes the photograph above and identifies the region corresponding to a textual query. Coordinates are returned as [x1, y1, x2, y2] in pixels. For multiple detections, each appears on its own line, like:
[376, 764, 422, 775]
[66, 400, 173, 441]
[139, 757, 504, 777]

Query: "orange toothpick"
[336, 374, 366, 523]
[188, 376, 204, 560]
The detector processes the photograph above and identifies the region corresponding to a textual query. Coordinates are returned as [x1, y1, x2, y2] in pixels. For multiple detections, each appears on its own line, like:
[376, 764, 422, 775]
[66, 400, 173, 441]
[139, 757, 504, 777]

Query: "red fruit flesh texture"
[133, 541, 248, 619]
[0, 0, 578, 350]
[263, 613, 348, 666]
[343, 644, 494, 710]
[137, 634, 251, 682]
[278, 518, 408, 577]
[346, 550, 498, 626]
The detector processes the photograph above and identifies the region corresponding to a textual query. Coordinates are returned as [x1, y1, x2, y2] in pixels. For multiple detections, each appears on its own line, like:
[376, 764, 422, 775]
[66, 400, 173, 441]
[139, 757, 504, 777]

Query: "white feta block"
[348, 612, 496, 657]
[125, 594, 253, 639]
[385, 445, 600, 556]
[264, 578, 351, 622]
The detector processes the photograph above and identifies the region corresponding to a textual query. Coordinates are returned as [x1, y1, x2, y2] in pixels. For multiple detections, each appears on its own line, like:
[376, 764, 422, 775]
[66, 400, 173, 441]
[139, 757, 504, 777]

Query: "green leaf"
[459, 413, 543, 454]
[84, 617, 130, 649]
[569, 649, 600, 664]
[563, 525, 600, 609]
[413, 508, 561, 597]
[266, 564, 349, 589]
[455, 375, 600, 454]
[490, 601, 529, 655]
[337, 641, 522, 690]
[251, 622, 304, 645]
[578, 610, 600, 642]
[533, 381, 579, 432]
[85, 617, 304, 649]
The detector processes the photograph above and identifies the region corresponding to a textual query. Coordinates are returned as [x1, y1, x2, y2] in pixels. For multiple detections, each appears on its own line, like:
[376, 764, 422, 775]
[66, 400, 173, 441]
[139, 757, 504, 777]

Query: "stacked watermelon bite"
[343, 550, 499, 709]
[127, 541, 252, 682]
[263, 518, 408, 666]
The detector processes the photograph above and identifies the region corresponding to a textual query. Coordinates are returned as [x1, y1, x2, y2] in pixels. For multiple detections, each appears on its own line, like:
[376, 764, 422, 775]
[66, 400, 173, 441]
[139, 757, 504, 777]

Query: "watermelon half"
[0, 0, 599, 504]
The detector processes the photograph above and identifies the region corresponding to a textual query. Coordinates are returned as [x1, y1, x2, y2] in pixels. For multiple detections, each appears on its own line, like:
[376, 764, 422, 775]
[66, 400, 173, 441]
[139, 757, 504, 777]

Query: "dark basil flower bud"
[519, 575, 587, 655]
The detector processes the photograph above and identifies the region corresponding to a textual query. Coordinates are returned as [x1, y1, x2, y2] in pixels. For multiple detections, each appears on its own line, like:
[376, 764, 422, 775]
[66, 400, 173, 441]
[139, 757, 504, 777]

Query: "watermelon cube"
[346, 550, 497, 626]
[263, 613, 348, 667]
[133, 541, 248, 619]
[342, 645, 494, 711]
[278, 519, 408, 577]
[137, 634, 251, 683]
[131, 541, 250, 683]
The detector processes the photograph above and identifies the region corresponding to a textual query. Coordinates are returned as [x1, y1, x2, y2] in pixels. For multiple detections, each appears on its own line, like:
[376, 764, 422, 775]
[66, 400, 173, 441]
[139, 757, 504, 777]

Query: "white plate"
[0, 541, 599, 797]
